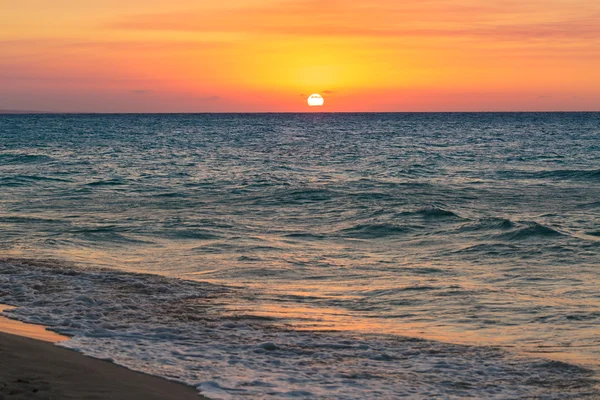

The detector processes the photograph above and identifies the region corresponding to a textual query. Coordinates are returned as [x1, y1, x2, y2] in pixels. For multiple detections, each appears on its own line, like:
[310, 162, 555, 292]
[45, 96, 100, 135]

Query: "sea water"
[0, 113, 599, 398]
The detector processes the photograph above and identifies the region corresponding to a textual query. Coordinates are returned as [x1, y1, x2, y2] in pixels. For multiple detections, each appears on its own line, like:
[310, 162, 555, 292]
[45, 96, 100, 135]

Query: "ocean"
[0, 113, 599, 398]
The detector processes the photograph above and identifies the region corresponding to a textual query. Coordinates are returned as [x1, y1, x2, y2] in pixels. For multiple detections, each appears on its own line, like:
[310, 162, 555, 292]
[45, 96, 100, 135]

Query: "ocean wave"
[333, 208, 461, 239]
[165, 229, 222, 240]
[457, 217, 515, 232]
[499, 169, 600, 182]
[283, 232, 327, 240]
[576, 201, 600, 210]
[400, 207, 462, 219]
[245, 188, 334, 205]
[451, 243, 519, 256]
[338, 223, 412, 238]
[1, 258, 597, 399]
[152, 191, 188, 198]
[67, 230, 153, 245]
[536, 169, 600, 181]
[69, 225, 121, 233]
[0, 175, 72, 186]
[408, 267, 446, 275]
[85, 178, 127, 186]
[360, 286, 438, 297]
[0, 153, 55, 164]
[495, 222, 565, 241]
[0, 215, 62, 224]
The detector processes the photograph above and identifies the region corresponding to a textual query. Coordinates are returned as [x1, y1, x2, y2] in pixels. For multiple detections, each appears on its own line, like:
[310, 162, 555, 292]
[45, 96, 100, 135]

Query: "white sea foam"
[0, 258, 597, 399]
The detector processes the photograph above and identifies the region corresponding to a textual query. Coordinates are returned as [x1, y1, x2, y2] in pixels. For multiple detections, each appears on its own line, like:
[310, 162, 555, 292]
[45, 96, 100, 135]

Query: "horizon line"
[2, 110, 600, 115]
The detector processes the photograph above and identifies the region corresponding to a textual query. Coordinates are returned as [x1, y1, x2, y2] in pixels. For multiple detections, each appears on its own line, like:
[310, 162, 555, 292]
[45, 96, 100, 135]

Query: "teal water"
[1, 113, 599, 398]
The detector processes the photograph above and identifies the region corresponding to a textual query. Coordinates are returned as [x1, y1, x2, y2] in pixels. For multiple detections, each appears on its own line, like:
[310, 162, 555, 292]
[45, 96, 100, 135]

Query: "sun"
[307, 93, 324, 107]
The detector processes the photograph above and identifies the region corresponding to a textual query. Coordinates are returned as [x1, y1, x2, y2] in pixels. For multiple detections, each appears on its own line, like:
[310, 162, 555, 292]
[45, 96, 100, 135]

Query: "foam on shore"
[1, 258, 597, 399]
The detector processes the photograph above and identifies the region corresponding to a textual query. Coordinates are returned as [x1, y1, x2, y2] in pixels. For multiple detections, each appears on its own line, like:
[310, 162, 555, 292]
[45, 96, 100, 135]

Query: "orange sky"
[1, 0, 599, 112]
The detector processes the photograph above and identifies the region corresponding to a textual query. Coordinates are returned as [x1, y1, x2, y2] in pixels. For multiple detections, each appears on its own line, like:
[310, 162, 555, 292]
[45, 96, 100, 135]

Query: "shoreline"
[0, 307, 208, 400]
[2, 259, 599, 398]
[0, 304, 69, 343]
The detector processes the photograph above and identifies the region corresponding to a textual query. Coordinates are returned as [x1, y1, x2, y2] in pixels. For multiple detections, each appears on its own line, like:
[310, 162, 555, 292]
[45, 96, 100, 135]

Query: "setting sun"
[307, 94, 324, 107]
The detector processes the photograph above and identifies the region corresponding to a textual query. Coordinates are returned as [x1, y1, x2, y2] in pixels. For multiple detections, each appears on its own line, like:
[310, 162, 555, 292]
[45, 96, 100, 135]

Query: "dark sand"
[0, 331, 207, 399]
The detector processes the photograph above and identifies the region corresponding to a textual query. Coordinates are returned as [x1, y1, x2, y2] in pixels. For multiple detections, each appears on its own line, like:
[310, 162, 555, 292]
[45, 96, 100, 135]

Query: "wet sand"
[0, 307, 207, 399]
[0, 305, 68, 343]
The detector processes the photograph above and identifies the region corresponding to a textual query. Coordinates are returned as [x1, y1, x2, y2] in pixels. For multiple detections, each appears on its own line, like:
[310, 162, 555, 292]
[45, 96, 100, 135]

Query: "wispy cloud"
[0, 39, 232, 52]
[109, 1, 600, 43]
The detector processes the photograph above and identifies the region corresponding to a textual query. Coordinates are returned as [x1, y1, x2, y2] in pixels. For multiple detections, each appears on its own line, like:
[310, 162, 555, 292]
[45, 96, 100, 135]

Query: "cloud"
[0, 39, 232, 54]
[109, 1, 600, 43]
[322, 90, 336, 95]
[132, 89, 152, 95]
[0, 61, 160, 84]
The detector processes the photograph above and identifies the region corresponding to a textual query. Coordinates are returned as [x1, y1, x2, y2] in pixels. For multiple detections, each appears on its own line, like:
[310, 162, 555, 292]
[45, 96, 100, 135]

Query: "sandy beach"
[0, 320, 206, 400]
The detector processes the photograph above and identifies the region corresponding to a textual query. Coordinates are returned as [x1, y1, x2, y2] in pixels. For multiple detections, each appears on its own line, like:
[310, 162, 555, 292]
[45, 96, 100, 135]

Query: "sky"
[1, 0, 599, 112]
